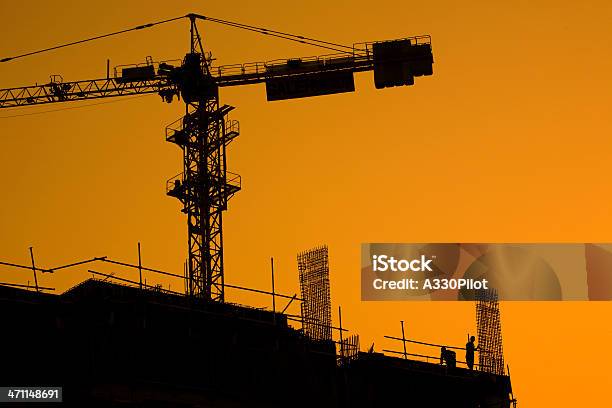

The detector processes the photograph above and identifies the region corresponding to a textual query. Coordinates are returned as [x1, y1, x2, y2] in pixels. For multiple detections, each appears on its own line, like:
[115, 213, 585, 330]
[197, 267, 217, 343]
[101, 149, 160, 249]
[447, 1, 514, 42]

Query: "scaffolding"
[297, 245, 332, 341]
[475, 288, 505, 375]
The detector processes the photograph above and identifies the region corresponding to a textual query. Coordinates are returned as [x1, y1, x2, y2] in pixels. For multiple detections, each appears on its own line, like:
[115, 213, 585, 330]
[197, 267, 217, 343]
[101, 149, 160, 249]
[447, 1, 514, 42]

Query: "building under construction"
[0, 247, 514, 407]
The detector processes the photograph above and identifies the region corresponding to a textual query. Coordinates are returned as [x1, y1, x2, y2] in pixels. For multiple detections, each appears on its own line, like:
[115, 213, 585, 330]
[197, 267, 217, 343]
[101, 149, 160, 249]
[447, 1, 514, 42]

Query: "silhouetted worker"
[440, 346, 456, 368]
[466, 336, 478, 370]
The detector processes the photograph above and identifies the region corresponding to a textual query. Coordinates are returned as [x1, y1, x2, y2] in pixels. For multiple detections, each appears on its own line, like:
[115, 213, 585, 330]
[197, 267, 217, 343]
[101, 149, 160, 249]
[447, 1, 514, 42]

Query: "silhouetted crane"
[0, 13, 434, 302]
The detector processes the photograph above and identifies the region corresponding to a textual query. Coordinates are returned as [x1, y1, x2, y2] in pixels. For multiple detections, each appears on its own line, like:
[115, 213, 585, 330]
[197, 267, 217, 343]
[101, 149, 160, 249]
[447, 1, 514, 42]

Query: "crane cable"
[204, 18, 351, 55]
[0, 13, 365, 64]
[191, 14, 366, 55]
[0, 16, 185, 63]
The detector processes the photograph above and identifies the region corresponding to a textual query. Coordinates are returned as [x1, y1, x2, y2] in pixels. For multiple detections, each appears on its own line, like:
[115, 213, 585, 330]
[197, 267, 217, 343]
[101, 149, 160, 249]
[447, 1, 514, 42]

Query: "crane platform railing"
[211, 35, 431, 81]
[113, 58, 182, 79]
[165, 171, 241, 197]
[165, 115, 239, 145]
[355, 34, 432, 54]
[224, 119, 240, 142]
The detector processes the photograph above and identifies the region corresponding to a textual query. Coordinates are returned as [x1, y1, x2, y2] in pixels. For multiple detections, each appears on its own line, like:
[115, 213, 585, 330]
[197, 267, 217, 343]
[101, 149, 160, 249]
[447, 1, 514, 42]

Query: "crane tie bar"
[1, 13, 363, 64]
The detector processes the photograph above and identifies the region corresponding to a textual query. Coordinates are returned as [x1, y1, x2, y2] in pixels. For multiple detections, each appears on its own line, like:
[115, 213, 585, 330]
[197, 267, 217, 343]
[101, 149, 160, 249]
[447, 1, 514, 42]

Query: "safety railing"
[211, 48, 371, 80]
[0, 254, 300, 309]
[113, 57, 182, 79]
[355, 35, 432, 60]
[383, 333, 498, 373]
[108, 35, 431, 83]
[225, 119, 240, 137]
[226, 171, 241, 190]
[165, 171, 241, 196]
[165, 172, 184, 196]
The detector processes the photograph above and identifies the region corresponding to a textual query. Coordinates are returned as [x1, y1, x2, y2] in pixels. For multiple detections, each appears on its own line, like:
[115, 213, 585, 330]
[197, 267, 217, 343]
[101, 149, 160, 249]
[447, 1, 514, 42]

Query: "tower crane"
[0, 13, 434, 302]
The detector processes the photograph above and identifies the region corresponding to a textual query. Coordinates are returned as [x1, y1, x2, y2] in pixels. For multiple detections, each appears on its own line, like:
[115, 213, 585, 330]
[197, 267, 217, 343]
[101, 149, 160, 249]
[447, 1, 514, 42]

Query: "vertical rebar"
[29, 247, 39, 293]
[271, 257, 276, 325]
[401, 320, 407, 359]
[137, 242, 143, 290]
[339, 306, 344, 361]
[184, 261, 188, 295]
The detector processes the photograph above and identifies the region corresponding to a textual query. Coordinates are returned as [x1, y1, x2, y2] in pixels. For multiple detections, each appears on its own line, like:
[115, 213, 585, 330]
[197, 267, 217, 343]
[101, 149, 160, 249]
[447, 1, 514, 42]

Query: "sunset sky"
[1, 1, 611, 406]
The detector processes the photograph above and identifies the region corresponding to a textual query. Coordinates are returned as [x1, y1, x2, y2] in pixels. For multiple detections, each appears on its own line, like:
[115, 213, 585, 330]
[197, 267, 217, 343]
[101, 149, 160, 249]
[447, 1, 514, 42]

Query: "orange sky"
[1, 1, 611, 406]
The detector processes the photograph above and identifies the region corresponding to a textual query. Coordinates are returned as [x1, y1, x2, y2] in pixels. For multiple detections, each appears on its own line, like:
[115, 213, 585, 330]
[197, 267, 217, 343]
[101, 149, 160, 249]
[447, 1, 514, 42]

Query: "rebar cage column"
[475, 288, 505, 375]
[297, 245, 332, 341]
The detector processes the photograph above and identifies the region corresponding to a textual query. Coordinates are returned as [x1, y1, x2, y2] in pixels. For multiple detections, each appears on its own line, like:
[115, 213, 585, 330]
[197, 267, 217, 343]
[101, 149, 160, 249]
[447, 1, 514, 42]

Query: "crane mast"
[0, 14, 434, 302]
[165, 16, 234, 301]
